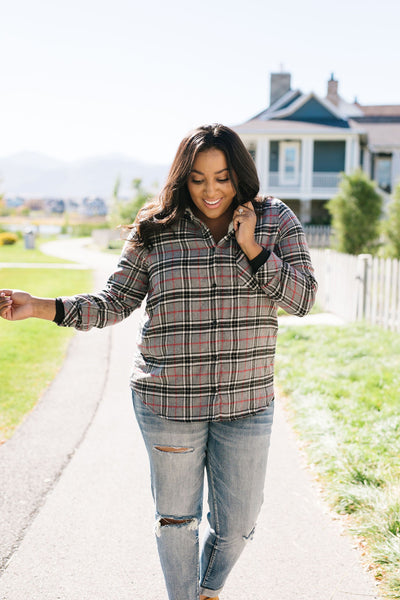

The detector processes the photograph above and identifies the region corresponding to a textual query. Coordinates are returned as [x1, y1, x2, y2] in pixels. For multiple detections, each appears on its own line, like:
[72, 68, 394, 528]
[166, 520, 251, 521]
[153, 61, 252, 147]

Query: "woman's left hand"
[233, 201, 262, 260]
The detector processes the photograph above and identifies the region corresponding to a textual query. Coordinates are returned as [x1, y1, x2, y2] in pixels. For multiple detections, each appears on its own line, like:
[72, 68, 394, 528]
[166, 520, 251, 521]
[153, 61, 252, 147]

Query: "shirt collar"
[184, 207, 234, 234]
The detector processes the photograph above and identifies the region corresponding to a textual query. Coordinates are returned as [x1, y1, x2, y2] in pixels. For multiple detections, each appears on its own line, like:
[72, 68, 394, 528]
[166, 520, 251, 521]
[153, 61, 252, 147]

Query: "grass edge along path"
[0, 267, 93, 443]
[0, 237, 75, 263]
[275, 322, 400, 599]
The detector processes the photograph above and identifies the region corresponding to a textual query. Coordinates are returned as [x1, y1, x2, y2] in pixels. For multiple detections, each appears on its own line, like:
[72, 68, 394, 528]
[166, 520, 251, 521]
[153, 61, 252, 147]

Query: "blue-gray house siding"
[285, 98, 349, 127]
[269, 141, 279, 172]
[313, 141, 345, 172]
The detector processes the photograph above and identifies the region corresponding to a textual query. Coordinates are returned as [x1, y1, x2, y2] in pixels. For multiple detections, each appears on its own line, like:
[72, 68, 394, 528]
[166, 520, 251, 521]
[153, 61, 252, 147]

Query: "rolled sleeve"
[253, 204, 317, 316]
[56, 243, 149, 331]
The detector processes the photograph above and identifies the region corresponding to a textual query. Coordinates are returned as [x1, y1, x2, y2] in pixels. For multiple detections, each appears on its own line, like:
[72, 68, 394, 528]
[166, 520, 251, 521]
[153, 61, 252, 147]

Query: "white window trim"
[279, 142, 300, 185]
[375, 156, 392, 189]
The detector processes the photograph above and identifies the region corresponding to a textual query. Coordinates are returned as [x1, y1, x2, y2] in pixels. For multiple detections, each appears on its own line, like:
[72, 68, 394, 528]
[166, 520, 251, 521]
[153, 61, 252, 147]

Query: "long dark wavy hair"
[130, 123, 260, 247]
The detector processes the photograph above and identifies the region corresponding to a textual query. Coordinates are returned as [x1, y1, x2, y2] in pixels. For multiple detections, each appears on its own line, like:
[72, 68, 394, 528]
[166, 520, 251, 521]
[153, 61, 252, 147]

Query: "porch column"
[391, 150, 400, 190]
[353, 137, 360, 170]
[301, 137, 313, 195]
[363, 148, 372, 178]
[256, 138, 269, 195]
[345, 138, 355, 173]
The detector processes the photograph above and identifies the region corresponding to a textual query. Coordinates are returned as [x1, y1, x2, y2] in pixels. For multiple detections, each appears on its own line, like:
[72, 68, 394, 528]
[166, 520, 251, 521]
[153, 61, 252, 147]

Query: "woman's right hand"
[0, 290, 35, 321]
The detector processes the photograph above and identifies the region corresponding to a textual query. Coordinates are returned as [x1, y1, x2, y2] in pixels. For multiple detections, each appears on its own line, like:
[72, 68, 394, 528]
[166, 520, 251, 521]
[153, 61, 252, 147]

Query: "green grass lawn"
[0, 237, 73, 263]
[0, 267, 92, 442]
[276, 323, 400, 598]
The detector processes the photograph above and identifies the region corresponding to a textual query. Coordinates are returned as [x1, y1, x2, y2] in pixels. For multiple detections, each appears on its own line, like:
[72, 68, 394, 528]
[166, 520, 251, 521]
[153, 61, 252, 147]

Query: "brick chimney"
[327, 73, 339, 106]
[270, 72, 291, 106]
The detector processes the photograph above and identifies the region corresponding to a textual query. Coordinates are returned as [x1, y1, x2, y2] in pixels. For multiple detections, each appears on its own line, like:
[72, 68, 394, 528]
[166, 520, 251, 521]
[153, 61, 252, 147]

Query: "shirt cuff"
[53, 298, 65, 324]
[249, 247, 271, 273]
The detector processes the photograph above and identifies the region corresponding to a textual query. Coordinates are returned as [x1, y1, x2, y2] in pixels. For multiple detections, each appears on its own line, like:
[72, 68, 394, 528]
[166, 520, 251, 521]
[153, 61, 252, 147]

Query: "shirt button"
[212, 320, 217, 327]
[211, 354, 217, 361]
[212, 282, 217, 288]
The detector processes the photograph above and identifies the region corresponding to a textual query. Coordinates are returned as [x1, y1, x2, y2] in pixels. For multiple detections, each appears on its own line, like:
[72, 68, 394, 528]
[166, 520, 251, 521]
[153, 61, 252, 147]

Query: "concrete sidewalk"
[0, 240, 378, 599]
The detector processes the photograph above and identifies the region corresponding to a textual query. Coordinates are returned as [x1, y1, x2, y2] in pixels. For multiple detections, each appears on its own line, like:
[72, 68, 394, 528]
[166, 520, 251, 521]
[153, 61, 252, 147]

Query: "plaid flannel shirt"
[58, 197, 317, 421]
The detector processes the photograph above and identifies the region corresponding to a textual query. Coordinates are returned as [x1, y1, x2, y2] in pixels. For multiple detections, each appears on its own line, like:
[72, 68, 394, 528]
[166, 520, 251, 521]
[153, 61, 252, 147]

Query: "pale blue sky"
[1, 0, 399, 164]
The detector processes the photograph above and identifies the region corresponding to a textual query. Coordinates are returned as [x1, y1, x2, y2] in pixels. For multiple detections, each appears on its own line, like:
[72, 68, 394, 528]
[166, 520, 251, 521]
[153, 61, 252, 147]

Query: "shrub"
[326, 170, 383, 255]
[384, 183, 400, 258]
[0, 232, 19, 246]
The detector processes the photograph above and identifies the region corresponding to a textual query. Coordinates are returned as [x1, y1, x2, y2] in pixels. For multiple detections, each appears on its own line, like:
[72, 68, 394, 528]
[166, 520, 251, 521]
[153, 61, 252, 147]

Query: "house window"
[280, 142, 300, 184]
[375, 156, 392, 193]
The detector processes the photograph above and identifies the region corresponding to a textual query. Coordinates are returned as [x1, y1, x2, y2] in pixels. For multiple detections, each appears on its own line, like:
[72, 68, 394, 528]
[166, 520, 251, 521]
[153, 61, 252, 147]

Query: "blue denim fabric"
[132, 391, 274, 600]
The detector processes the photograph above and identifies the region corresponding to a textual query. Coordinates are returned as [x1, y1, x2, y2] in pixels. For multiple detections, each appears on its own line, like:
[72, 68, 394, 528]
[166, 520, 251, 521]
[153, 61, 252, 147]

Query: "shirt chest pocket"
[148, 249, 215, 301]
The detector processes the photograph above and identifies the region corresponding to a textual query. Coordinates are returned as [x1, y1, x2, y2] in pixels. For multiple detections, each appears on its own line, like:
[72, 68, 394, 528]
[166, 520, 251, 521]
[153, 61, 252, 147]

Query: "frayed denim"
[132, 391, 274, 600]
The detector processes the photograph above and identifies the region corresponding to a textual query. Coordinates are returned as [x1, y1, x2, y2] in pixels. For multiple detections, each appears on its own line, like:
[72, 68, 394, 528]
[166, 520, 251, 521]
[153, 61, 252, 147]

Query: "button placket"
[210, 245, 219, 401]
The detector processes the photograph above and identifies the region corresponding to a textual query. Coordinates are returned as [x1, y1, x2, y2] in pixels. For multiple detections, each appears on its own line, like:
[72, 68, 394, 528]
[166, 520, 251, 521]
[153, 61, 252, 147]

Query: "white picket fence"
[310, 249, 400, 331]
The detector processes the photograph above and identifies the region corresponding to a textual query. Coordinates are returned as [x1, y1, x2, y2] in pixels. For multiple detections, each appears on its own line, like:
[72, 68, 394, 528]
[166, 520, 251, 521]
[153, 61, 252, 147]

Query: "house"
[80, 196, 108, 217]
[234, 73, 400, 224]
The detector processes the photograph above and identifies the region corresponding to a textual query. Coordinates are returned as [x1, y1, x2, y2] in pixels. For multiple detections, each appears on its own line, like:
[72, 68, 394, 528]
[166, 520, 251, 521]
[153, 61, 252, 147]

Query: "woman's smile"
[203, 197, 223, 207]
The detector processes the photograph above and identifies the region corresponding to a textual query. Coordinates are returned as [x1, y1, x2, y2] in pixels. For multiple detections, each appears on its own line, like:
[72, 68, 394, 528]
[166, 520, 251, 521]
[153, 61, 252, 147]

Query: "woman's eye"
[191, 177, 229, 185]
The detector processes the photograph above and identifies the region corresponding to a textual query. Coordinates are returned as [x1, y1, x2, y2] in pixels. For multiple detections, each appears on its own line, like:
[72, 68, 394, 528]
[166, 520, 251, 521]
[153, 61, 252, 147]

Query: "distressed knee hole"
[154, 445, 193, 453]
[243, 525, 256, 542]
[154, 516, 199, 537]
[159, 517, 191, 526]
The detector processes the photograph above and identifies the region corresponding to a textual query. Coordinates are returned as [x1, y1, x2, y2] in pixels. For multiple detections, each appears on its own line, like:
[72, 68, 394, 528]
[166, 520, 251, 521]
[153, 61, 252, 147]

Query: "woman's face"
[187, 148, 236, 224]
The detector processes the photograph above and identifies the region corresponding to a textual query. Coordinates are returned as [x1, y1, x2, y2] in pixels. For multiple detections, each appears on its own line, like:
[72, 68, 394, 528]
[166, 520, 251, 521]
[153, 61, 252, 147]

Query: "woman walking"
[0, 124, 317, 599]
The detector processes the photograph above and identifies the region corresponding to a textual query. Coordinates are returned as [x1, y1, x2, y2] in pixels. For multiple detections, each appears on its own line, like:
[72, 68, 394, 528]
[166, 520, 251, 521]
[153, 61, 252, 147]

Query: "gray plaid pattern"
[58, 198, 317, 421]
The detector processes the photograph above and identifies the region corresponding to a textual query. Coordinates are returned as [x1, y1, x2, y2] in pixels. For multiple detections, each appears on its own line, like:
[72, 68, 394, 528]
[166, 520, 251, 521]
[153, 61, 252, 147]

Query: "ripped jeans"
[132, 391, 274, 600]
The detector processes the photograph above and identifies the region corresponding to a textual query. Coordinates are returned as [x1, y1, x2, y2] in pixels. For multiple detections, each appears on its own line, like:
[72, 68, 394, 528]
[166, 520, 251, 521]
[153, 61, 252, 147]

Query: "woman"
[0, 124, 317, 599]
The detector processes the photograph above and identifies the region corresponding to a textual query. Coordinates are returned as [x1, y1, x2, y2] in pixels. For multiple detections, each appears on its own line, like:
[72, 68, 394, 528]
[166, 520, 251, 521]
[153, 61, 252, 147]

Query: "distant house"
[5, 196, 25, 208]
[234, 73, 400, 224]
[46, 198, 66, 214]
[80, 196, 108, 217]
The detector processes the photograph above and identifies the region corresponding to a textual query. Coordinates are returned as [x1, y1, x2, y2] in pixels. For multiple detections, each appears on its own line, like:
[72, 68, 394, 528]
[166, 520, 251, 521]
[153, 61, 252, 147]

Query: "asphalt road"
[0, 239, 379, 599]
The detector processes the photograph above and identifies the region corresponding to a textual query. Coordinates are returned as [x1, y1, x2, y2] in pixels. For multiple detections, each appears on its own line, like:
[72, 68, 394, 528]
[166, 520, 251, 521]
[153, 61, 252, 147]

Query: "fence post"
[323, 249, 331, 312]
[356, 254, 371, 320]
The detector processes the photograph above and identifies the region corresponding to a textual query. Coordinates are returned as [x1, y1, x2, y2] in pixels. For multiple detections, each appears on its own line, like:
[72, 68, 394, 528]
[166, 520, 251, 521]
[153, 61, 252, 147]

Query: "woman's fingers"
[232, 202, 263, 259]
[0, 290, 32, 321]
[233, 202, 255, 228]
[0, 292, 13, 318]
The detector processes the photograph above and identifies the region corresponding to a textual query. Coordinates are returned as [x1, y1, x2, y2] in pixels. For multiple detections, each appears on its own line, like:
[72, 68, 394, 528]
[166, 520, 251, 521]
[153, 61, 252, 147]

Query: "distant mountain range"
[0, 152, 170, 198]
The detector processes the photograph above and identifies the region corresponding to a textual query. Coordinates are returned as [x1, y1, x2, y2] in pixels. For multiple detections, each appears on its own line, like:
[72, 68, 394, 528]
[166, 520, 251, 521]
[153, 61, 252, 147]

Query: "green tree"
[326, 170, 383, 255]
[118, 178, 152, 224]
[108, 175, 122, 229]
[384, 182, 400, 258]
[0, 180, 10, 217]
[108, 177, 152, 228]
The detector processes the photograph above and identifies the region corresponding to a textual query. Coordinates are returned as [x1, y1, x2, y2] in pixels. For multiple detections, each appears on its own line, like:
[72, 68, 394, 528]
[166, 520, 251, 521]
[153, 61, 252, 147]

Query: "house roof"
[234, 119, 361, 136]
[235, 75, 400, 151]
[241, 89, 353, 129]
[268, 92, 347, 122]
[252, 89, 303, 119]
[251, 90, 344, 121]
[349, 120, 400, 150]
[328, 98, 364, 118]
[357, 105, 400, 117]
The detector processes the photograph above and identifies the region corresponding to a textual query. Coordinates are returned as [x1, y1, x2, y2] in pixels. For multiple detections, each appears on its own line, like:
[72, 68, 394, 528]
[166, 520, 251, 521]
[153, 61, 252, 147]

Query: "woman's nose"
[205, 180, 216, 197]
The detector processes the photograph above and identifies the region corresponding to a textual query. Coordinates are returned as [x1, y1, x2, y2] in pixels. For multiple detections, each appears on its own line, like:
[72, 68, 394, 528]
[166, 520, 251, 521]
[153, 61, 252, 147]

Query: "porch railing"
[312, 172, 342, 188]
[268, 171, 342, 189]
